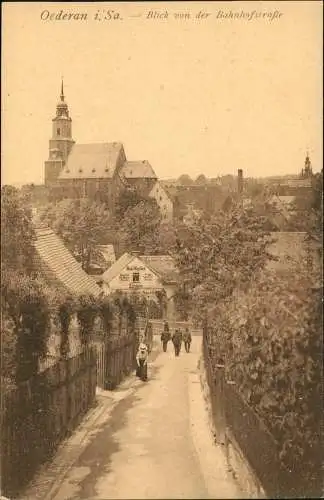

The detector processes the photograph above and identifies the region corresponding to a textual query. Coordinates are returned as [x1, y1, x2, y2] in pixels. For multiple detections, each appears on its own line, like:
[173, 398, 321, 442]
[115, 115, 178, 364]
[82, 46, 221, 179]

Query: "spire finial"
[60, 77, 64, 102]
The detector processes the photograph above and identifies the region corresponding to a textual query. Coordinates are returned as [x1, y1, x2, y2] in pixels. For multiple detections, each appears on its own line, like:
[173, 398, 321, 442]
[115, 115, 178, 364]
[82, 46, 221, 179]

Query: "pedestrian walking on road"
[172, 329, 182, 357]
[136, 343, 148, 381]
[161, 320, 171, 352]
[183, 327, 192, 353]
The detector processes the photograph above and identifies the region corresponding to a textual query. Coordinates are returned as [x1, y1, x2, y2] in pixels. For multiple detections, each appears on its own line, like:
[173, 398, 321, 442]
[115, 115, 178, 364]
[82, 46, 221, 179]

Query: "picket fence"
[1, 347, 97, 499]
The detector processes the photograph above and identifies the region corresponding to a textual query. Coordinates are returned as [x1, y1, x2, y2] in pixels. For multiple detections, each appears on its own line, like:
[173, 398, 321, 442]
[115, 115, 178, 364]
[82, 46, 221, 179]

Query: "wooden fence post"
[104, 340, 111, 390]
[215, 363, 226, 445]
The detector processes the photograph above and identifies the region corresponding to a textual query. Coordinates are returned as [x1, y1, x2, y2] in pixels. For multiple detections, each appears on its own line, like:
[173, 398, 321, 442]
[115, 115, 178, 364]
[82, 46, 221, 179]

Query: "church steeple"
[301, 151, 313, 179]
[44, 80, 75, 187]
[60, 78, 65, 101]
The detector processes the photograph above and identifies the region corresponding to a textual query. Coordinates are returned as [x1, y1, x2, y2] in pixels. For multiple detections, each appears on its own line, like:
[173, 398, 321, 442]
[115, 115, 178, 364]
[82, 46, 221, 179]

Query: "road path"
[52, 337, 241, 499]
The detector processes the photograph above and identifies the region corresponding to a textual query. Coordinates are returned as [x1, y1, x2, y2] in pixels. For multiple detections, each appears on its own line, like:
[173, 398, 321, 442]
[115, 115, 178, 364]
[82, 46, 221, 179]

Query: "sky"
[2, 1, 323, 186]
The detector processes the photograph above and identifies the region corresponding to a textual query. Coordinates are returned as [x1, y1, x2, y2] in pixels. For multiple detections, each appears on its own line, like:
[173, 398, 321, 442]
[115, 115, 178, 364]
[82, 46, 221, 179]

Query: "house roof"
[120, 161, 157, 179]
[139, 255, 179, 283]
[101, 252, 134, 283]
[270, 195, 296, 207]
[59, 142, 124, 179]
[34, 226, 102, 296]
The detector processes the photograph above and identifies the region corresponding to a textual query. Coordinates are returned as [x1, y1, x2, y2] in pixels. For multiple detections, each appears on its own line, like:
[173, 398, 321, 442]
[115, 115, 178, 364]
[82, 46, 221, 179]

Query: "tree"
[40, 198, 112, 272]
[115, 197, 162, 254]
[114, 189, 147, 220]
[177, 174, 193, 186]
[172, 203, 274, 322]
[1, 271, 51, 382]
[195, 174, 208, 185]
[1, 185, 35, 272]
[1, 186, 51, 382]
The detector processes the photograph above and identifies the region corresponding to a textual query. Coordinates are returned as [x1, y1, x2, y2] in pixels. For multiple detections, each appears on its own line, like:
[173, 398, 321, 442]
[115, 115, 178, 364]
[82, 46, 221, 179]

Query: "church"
[44, 81, 174, 221]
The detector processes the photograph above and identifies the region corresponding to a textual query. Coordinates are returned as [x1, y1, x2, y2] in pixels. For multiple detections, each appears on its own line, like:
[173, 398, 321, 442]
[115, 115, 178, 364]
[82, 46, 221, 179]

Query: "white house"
[100, 253, 179, 318]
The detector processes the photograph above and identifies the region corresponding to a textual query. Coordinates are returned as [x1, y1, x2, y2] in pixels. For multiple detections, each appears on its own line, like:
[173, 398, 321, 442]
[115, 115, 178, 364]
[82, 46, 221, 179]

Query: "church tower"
[44, 80, 75, 186]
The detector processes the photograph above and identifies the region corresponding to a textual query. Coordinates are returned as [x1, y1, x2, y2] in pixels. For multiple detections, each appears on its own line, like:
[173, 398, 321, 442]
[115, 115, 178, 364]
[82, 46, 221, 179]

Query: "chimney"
[237, 169, 243, 195]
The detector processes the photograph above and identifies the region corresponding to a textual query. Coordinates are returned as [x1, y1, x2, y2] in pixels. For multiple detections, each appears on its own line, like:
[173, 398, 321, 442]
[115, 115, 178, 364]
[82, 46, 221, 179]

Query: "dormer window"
[105, 168, 109, 173]
[66, 169, 70, 174]
[92, 168, 96, 173]
[79, 168, 83, 173]
[57, 128, 61, 136]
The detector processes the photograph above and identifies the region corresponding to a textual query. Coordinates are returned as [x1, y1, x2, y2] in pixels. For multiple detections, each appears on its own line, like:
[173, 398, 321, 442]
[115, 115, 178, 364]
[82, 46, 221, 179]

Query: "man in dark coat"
[172, 329, 182, 357]
[161, 320, 171, 352]
[183, 327, 192, 353]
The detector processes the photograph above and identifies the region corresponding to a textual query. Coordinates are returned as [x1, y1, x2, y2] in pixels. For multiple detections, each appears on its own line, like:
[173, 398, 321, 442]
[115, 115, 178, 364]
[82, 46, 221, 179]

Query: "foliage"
[139, 223, 178, 256]
[1, 187, 53, 382]
[209, 266, 322, 495]
[1, 270, 51, 382]
[58, 295, 75, 358]
[76, 294, 98, 346]
[97, 295, 115, 335]
[201, 176, 323, 496]
[195, 174, 208, 185]
[177, 174, 193, 186]
[155, 289, 168, 318]
[1, 308, 17, 385]
[173, 204, 274, 322]
[39, 198, 112, 272]
[173, 287, 190, 321]
[1, 185, 35, 272]
[114, 189, 148, 220]
[114, 197, 162, 254]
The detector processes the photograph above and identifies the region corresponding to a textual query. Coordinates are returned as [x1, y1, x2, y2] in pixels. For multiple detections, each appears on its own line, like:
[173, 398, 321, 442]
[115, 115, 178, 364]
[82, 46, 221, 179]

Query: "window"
[132, 272, 140, 282]
[57, 128, 61, 136]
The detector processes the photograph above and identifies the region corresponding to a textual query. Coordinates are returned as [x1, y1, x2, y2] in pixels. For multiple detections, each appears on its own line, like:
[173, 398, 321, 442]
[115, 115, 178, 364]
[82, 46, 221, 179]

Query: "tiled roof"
[140, 255, 179, 283]
[270, 195, 296, 207]
[120, 161, 157, 179]
[34, 227, 102, 296]
[59, 142, 124, 179]
[101, 253, 134, 283]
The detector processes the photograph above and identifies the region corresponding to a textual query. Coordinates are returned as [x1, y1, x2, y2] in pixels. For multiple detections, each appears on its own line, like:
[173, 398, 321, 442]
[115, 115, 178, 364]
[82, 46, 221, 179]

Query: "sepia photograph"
[1, 1, 323, 499]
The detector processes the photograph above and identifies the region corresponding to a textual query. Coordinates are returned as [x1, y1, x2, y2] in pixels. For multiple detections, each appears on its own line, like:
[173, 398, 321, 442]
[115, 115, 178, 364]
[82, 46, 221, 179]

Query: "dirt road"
[52, 337, 241, 499]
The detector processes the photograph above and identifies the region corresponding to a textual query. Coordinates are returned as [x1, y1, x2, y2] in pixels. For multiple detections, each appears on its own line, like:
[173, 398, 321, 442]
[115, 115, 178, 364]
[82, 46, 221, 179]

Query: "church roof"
[120, 161, 157, 179]
[33, 226, 102, 297]
[59, 142, 124, 179]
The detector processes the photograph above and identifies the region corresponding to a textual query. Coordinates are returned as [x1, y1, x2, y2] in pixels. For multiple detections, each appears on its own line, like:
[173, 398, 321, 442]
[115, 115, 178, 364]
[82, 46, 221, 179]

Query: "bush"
[1, 271, 51, 382]
[209, 267, 322, 496]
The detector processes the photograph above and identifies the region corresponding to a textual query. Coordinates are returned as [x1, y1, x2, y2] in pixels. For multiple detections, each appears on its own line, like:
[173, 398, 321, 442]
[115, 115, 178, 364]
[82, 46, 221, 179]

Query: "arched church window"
[57, 128, 61, 136]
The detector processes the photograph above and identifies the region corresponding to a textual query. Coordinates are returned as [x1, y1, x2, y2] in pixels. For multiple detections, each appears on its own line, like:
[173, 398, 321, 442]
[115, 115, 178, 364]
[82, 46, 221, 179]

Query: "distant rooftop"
[120, 161, 157, 179]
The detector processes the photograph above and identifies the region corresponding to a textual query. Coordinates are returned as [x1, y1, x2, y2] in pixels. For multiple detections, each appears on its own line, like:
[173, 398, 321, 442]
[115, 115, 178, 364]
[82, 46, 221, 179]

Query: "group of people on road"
[160, 321, 192, 357]
[135, 320, 193, 382]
